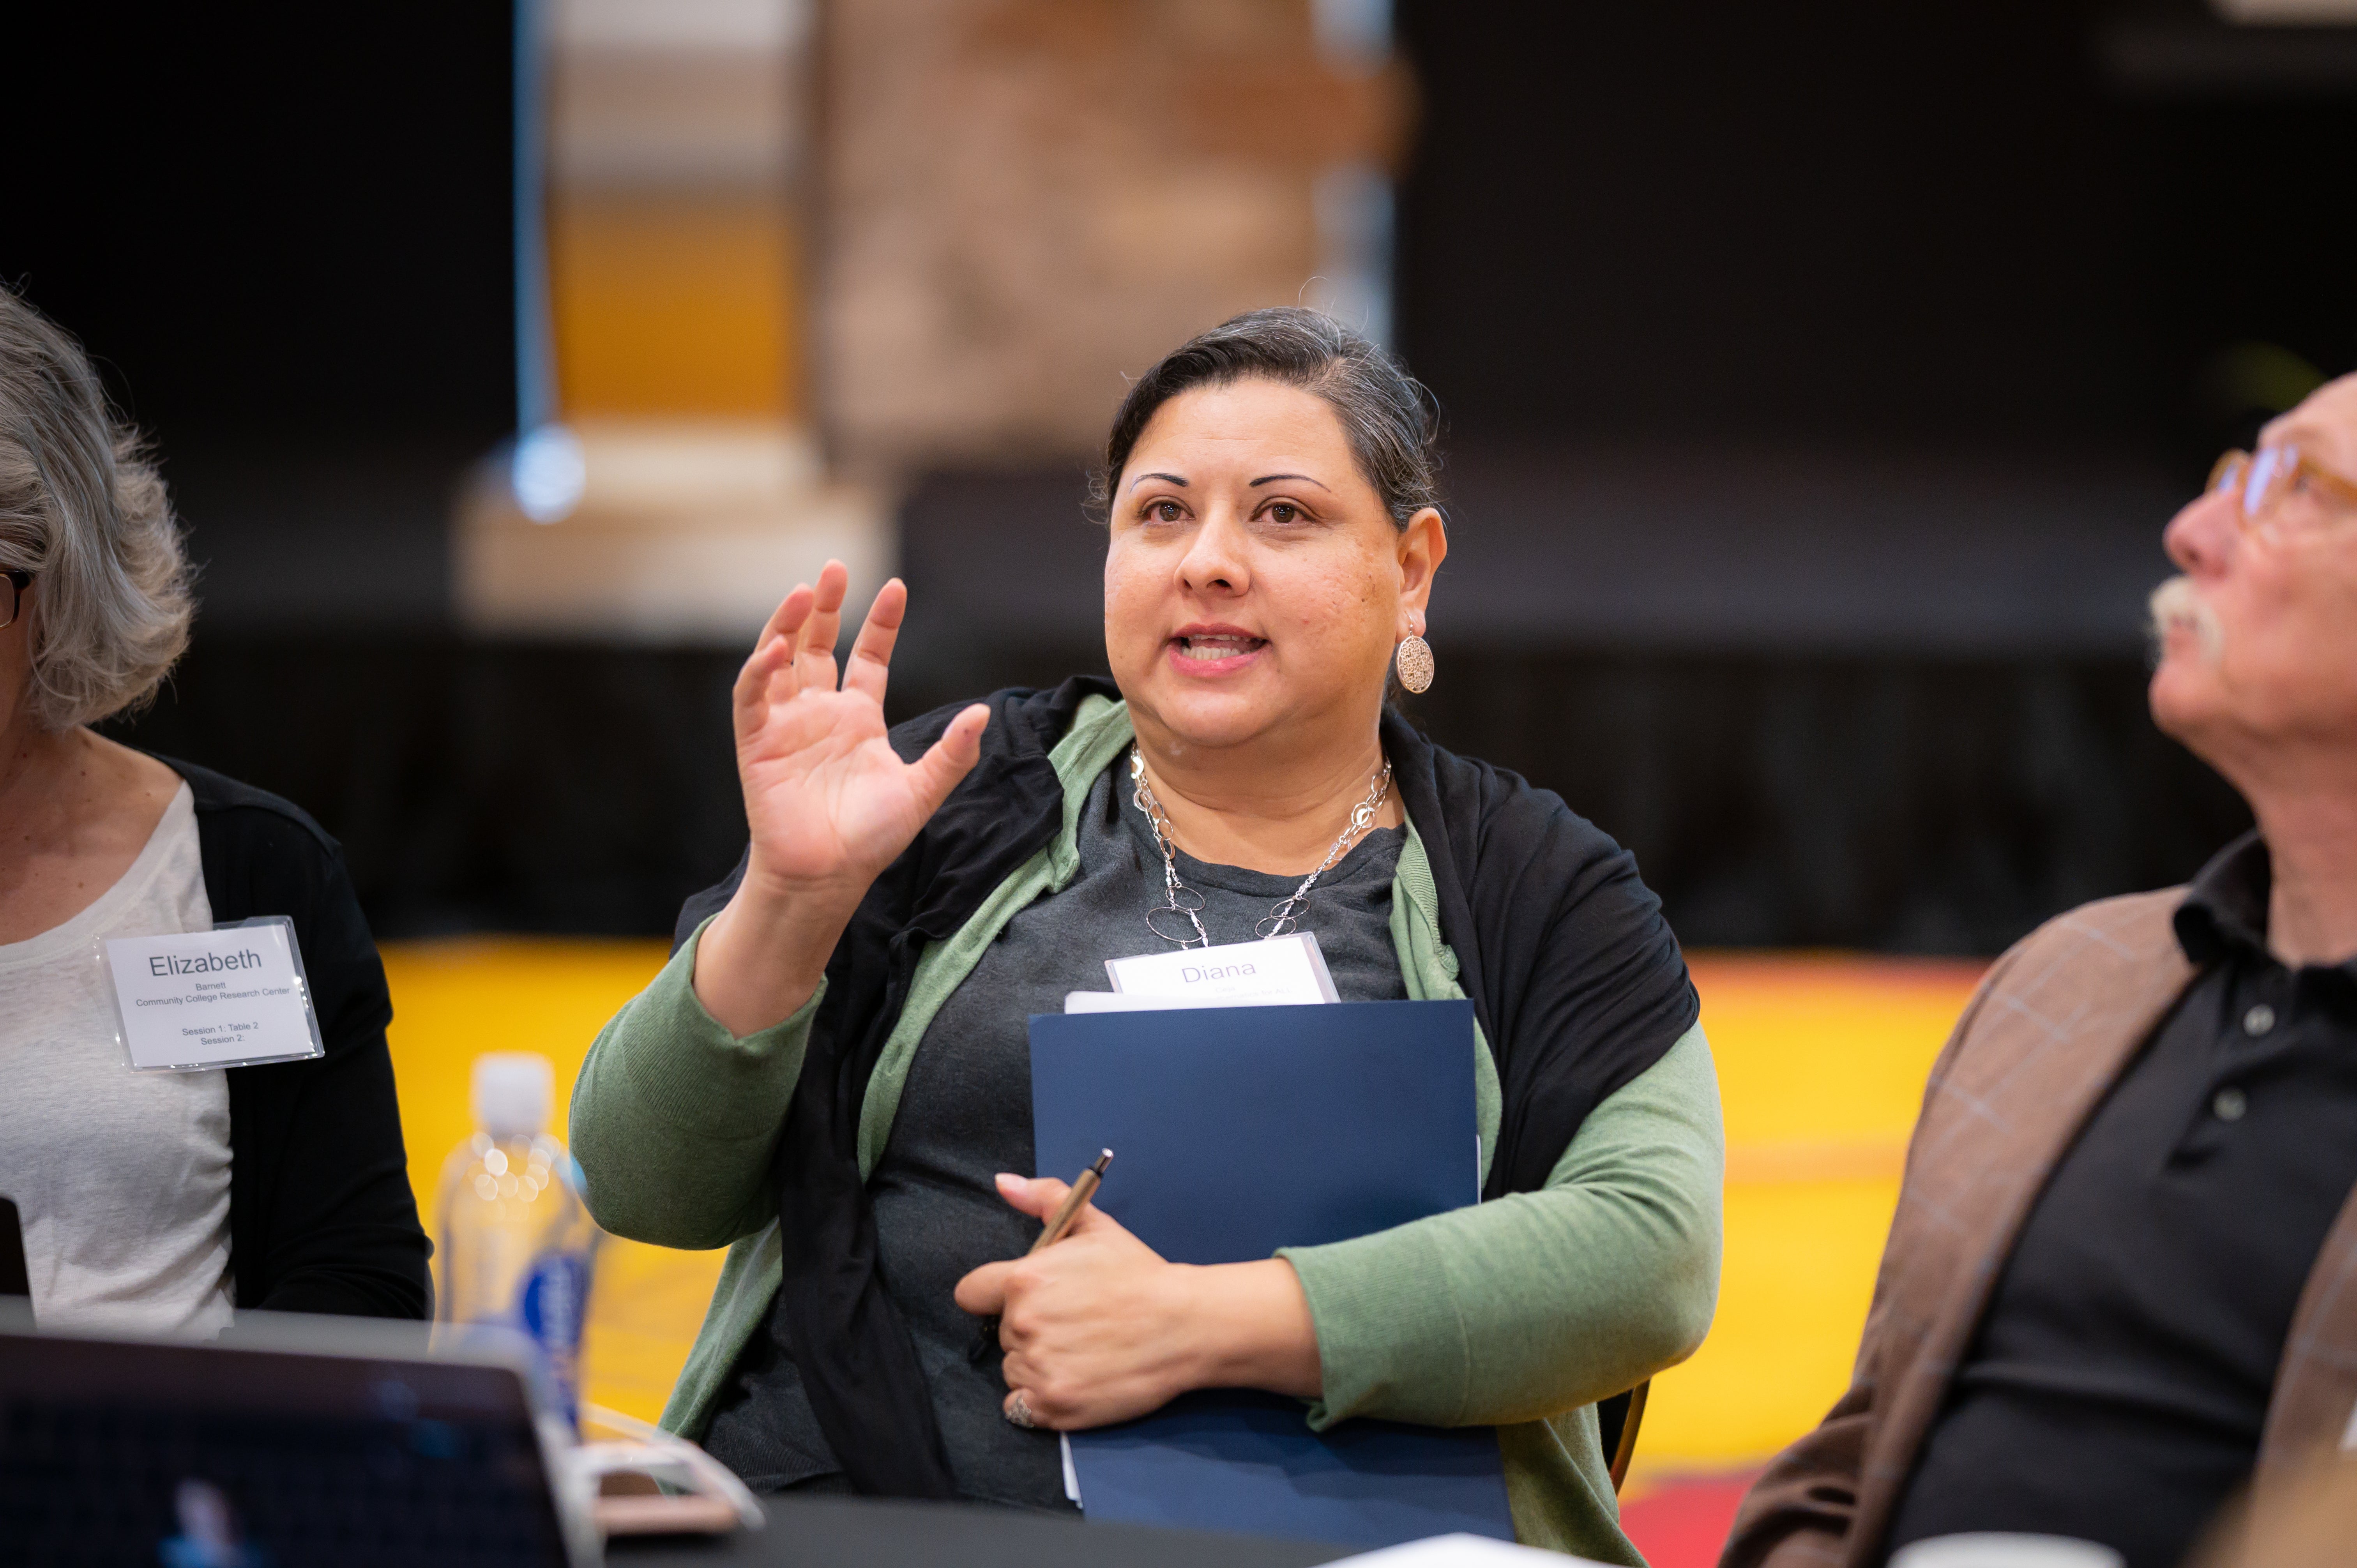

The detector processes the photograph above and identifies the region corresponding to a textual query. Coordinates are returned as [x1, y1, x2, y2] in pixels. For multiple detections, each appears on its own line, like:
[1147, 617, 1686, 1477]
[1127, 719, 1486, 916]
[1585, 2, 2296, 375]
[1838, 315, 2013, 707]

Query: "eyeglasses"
[0, 569, 28, 631]
[2206, 445, 2357, 535]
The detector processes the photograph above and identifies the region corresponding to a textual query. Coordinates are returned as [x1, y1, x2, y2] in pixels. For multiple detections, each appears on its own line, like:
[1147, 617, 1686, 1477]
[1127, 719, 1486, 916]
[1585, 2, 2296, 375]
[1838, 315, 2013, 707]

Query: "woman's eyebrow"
[1249, 473, 1332, 491]
[1128, 471, 1188, 491]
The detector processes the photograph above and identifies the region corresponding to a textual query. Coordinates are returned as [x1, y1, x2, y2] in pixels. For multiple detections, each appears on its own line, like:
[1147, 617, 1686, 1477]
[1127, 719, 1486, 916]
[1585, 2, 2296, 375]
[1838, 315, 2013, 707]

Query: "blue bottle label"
[519, 1250, 590, 1425]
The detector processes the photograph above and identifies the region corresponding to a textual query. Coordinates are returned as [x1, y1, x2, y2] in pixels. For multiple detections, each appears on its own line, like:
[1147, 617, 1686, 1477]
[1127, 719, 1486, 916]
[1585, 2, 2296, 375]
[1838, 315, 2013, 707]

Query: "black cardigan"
[161, 758, 433, 1319]
[673, 678, 1700, 1497]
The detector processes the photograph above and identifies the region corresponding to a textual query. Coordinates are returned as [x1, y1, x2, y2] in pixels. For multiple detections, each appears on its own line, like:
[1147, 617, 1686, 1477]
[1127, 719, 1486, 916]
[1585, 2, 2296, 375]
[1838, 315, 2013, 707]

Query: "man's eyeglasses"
[0, 569, 28, 631]
[2206, 445, 2357, 535]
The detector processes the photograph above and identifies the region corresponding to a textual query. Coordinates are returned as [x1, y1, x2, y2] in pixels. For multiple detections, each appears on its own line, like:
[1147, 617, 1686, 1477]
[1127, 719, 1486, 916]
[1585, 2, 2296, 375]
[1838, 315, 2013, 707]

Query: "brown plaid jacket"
[1721, 888, 2357, 1568]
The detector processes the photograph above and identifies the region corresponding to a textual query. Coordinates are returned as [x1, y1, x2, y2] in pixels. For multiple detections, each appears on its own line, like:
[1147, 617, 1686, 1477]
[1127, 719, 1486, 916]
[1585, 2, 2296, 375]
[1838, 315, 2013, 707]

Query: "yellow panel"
[382, 938, 722, 1424]
[1626, 955, 1984, 1475]
[549, 192, 804, 420]
[1693, 954, 1983, 1149]
[1636, 1178, 1902, 1469]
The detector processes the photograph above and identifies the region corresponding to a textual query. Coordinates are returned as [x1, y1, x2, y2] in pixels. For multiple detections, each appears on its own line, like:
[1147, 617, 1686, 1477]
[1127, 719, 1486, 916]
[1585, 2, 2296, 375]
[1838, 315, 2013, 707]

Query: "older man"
[1723, 373, 2357, 1568]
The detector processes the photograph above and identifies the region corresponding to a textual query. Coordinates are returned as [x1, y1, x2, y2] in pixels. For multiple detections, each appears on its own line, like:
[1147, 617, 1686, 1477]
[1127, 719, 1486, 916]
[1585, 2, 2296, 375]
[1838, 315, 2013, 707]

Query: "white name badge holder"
[96, 915, 329, 1072]
[1076, 930, 1342, 1012]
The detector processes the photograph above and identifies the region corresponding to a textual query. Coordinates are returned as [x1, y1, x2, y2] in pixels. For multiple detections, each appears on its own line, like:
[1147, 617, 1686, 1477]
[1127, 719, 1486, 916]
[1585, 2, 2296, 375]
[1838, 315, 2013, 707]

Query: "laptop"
[0, 1311, 595, 1566]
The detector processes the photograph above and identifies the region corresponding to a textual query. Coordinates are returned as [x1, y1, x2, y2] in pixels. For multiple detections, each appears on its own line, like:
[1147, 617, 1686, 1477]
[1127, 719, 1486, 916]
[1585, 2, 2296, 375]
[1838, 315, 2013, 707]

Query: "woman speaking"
[571, 309, 1721, 1559]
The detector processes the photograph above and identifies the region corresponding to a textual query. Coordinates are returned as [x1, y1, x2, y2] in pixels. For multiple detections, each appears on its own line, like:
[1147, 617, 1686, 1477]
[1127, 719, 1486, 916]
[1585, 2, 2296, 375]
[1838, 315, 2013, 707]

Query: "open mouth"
[1166, 629, 1268, 670]
[1173, 633, 1265, 661]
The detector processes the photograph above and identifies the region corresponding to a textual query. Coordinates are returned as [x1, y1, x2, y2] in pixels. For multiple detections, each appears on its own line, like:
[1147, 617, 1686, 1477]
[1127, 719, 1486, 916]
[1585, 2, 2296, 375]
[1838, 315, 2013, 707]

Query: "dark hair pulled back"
[1091, 307, 1443, 530]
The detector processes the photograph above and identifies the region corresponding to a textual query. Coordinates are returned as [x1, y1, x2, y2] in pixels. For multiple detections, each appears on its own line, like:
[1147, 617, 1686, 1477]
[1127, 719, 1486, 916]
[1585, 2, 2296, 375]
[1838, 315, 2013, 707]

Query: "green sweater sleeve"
[1280, 1021, 1723, 1429]
[567, 919, 823, 1251]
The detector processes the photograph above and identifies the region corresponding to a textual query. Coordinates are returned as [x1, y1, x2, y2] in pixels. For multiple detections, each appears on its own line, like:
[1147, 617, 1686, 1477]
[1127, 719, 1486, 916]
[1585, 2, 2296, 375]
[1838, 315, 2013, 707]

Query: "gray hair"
[1092, 307, 1444, 528]
[0, 286, 193, 730]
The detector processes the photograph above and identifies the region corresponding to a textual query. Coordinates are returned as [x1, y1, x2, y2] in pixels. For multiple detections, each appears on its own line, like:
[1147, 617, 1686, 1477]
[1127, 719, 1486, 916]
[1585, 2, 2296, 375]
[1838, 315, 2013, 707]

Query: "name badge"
[1101, 931, 1339, 1007]
[98, 917, 327, 1072]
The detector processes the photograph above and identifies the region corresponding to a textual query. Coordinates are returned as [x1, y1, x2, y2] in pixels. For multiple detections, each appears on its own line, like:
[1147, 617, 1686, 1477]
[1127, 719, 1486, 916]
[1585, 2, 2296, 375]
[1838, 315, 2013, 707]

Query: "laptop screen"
[0, 1328, 576, 1566]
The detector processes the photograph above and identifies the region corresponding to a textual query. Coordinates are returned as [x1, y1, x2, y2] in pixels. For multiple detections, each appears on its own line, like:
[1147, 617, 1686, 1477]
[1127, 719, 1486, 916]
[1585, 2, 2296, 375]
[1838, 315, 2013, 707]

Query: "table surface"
[607, 1496, 1358, 1568]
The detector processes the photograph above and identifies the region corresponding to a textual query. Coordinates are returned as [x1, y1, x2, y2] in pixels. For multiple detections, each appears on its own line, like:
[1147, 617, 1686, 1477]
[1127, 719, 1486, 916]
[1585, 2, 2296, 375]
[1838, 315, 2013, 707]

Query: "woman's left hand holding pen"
[953, 1172, 1324, 1431]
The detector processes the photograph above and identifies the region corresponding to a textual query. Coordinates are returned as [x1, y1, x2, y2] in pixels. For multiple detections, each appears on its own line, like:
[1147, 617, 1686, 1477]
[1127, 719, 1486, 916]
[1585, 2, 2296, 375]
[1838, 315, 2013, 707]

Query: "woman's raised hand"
[694, 562, 987, 1036]
[733, 562, 987, 899]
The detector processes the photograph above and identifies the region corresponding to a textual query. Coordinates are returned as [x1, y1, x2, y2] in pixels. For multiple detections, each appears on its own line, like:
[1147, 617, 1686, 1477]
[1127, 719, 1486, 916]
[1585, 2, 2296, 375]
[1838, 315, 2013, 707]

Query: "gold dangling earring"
[1394, 633, 1434, 694]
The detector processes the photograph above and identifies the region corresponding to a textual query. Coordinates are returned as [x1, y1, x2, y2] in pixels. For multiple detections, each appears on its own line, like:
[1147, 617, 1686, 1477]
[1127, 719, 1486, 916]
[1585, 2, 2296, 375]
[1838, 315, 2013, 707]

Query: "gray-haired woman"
[571, 307, 1723, 1558]
[0, 285, 428, 1330]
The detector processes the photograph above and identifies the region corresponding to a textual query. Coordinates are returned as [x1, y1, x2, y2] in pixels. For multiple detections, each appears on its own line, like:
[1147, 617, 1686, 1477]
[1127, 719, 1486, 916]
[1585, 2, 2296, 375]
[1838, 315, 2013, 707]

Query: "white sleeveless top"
[0, 782, 236, 1335]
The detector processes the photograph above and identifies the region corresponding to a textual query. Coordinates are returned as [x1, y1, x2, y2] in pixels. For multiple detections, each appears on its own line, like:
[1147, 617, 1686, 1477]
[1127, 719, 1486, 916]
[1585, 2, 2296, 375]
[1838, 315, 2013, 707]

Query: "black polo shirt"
[1884, 833, 2357, 1568]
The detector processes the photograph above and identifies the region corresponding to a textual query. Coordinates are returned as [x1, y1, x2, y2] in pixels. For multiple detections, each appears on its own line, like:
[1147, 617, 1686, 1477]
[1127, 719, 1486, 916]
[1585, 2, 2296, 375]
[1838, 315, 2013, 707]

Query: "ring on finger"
[1005, 1391, 1037, 1430]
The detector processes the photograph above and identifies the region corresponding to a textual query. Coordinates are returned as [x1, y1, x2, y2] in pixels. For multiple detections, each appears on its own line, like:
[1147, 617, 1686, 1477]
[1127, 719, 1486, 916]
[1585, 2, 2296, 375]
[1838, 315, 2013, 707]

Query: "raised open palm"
[732, 561, 988, 903]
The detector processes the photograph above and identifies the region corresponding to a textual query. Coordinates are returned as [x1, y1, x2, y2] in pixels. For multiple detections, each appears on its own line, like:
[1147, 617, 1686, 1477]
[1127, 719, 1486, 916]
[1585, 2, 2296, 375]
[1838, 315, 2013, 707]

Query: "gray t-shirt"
[703, 753, 1406, 1506]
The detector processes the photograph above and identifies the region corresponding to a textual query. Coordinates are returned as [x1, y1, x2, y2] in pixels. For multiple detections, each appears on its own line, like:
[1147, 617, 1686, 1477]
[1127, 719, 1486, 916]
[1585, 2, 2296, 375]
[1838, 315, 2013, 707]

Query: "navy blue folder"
[1028, 999, 1515, 1549]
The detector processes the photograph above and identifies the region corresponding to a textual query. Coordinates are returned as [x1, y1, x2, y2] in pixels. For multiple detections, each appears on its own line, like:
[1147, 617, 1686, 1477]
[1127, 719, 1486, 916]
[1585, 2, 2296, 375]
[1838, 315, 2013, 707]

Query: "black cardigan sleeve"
[1381, 710, 1701, 1201]
[163, 757, 434, 1319]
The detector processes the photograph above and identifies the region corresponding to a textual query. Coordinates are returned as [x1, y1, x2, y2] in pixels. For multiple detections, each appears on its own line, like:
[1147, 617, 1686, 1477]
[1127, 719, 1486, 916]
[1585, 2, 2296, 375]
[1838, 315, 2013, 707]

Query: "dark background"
[5, 5, 514, 629]
[1396, 0, 2357, 464]
[11, 1, 2352, 948]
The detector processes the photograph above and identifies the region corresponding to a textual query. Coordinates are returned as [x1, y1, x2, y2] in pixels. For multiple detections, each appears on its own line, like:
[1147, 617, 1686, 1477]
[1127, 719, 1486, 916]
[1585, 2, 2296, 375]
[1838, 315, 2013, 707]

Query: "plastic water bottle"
[435, 1053, 598, 1428]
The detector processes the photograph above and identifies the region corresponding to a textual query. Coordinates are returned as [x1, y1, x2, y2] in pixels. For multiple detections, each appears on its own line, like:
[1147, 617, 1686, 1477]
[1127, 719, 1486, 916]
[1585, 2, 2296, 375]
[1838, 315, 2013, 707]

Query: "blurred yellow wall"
[1636, 957, 1977, 1474]
[550, 193, 804, 420]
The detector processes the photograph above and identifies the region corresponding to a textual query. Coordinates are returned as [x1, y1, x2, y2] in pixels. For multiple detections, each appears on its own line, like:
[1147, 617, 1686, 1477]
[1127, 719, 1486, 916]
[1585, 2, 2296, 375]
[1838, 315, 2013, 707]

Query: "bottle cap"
[472, 1053, 553, 1139]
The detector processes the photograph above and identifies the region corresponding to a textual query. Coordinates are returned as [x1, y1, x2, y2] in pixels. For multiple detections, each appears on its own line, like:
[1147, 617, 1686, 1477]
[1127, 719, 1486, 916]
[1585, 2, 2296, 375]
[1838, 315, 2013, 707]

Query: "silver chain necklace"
[1128, 748, 1394, 949]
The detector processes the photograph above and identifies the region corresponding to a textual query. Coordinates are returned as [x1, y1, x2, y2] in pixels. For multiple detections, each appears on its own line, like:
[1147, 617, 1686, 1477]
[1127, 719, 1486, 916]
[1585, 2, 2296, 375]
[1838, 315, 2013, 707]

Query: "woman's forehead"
[1129, 379, 1354, 471]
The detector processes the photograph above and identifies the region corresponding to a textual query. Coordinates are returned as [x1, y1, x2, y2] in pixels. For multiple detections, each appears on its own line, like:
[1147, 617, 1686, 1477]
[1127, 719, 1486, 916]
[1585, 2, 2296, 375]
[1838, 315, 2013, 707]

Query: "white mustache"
[2149, 576, 2224, 666]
